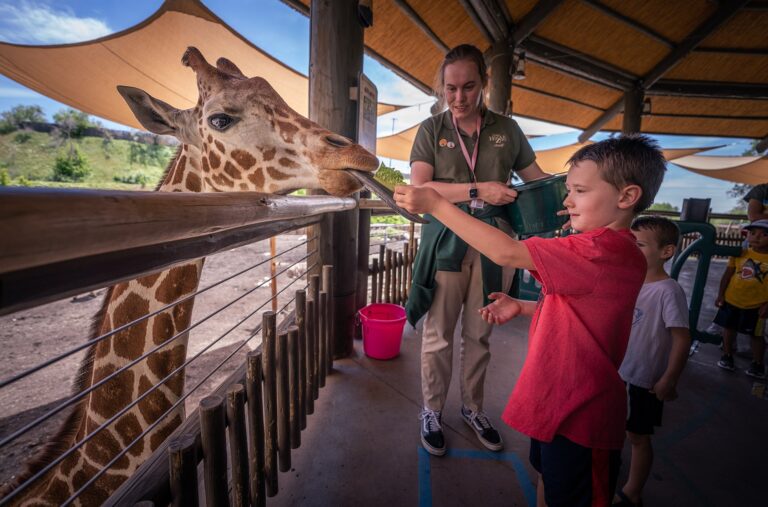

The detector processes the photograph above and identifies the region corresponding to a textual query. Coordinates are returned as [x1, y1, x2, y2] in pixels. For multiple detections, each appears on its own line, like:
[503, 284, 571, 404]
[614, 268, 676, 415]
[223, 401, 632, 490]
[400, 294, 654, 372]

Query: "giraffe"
[1, 47, 379, 506]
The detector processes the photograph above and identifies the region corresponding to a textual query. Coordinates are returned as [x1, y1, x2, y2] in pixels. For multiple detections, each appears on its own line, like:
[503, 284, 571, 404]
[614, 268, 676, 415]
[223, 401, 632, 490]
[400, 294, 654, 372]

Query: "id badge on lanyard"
[453, 114, 484, 211]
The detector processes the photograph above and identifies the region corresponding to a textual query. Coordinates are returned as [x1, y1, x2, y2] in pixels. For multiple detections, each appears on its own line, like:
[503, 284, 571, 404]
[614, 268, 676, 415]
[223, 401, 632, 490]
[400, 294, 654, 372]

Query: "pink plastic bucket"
[358, 303, 406, 360]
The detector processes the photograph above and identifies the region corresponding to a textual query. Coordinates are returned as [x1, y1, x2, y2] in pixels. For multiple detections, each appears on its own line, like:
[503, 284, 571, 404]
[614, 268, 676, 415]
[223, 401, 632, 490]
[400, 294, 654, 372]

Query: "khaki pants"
[421, 226, 515, 412]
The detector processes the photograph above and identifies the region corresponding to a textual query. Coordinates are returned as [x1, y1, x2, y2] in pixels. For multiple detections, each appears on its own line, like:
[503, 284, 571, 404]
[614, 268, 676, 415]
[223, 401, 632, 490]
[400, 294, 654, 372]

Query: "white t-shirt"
[619, 278, 689, 389]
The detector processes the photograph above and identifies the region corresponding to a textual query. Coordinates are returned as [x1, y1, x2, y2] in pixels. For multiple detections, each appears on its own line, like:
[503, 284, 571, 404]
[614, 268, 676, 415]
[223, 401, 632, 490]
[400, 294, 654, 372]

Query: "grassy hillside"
[0, 131, 175, 190]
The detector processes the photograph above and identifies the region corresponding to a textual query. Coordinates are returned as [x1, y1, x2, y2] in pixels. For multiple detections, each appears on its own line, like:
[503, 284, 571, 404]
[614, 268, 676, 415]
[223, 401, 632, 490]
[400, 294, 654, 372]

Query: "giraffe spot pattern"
[207, 134, 213, 144]
[239, 182, 249, 190]
[112, 293, 150, 358]
[137, 375, 176, 423]
[208, 150, 221, 169]
[171, 299, 195, 334]
[262, 147, 276, 161]
[231, 149, 256, 170]
[152, 312, 175, 343]
[137, 273, 161, 289]
[83, 428, 130, 470]
[214, 140, 225, 154]
[154, 264, 199, 305]
[115, 413, 144, 454]
[276, 120, 298, 143]
[274, 106, 289, 118]
[295, 116, 313, 130]
[248, 167, 265, 188]
[263, 104, 274, 115]
[223, 161, 242, 180]
[212, 172, 234, 188]
[146, 344, 186, 394]
[186, 171, 202, 192]
[285, 148, 297, 156]
[267, 166, 290, 180]
[278, 157, 300, 169]
[150, 413, 183, 450]
[89, 365, 134, 419]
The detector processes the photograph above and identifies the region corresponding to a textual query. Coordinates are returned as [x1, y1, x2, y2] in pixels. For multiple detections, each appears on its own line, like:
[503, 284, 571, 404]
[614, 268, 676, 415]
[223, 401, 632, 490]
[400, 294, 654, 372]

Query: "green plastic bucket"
[505, 174, 568, 235]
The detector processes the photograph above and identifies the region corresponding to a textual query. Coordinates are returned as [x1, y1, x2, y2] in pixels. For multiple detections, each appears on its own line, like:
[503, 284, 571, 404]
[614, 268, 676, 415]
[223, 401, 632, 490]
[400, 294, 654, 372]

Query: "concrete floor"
[270, 259, 768, 507]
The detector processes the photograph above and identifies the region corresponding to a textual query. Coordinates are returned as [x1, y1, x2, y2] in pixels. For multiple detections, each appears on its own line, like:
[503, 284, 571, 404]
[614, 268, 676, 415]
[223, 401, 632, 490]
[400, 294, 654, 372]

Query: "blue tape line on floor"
[418, 447, 536, 507]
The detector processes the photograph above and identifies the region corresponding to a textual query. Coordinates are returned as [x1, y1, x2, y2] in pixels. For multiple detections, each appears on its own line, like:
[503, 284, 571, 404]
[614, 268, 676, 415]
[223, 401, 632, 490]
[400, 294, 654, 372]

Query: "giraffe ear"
[117, 85, 182, 136]
[216, 57, 246, 79]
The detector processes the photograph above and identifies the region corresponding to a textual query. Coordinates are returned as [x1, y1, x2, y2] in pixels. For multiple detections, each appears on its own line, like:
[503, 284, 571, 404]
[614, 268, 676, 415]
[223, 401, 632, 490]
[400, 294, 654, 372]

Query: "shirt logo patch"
[489, 133, 507, 146]
[740, 258, 765, 283]
[439, 138, 455, 148]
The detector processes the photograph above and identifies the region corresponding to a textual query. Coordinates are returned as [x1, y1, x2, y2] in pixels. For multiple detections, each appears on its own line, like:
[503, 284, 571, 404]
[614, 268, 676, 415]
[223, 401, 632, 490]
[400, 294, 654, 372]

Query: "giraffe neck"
[18, 149, 207, 505]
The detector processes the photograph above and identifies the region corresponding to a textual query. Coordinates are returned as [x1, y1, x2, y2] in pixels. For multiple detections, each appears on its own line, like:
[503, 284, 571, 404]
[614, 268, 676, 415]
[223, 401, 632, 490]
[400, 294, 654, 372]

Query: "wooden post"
[270, 236, 278, 312]
[306, 298, 316, 414]
[168, 434, 198, 507]
[377, 244, 385, 303]
[261, 312, 278, 497]
[398, 251, 405, 305]
[319, 291, 328, 387]
[371, 258, 378, 304]
[384, 249, 392, 303]
[324, 290, 333, 376]
[309, 0, 366, 359]
[226, 384, 250, 507]
[276, 331, 291, 472]
[245, 351, 265, 507]
[356, 207, 370, 329]
[199, 395, 228, 507]
[322, 265, 337, 360]
[623, 85, 644, 134]
[295, 290, 307, 429]
[486, 38, 514, 116]
[287, 326, 301, 448]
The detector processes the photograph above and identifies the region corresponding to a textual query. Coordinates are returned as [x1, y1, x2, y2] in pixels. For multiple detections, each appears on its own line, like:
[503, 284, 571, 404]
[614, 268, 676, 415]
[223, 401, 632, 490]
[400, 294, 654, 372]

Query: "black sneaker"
[746, 362, 766, 379]
[717, 354, 735, 371]
[461, 406, 503, 451]
[420, 409, 446, 456]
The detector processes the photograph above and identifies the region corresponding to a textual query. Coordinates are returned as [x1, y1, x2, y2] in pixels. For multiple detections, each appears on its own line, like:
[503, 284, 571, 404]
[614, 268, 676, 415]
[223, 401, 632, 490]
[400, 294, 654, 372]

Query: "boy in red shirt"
[395, 135, 667, 507]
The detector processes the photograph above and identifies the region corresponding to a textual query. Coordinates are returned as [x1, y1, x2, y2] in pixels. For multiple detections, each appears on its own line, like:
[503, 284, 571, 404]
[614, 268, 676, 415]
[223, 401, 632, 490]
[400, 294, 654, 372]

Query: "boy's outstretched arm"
[394, 185, 535, 270]
[652, 327, 691, 401]
[479, 293, 537, 325]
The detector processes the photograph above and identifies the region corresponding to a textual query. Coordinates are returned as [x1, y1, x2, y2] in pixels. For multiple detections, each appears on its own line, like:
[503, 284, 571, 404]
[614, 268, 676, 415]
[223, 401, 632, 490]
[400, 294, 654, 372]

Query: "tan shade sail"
[671, 155, 768, 185]
[0, 0, 403, 130]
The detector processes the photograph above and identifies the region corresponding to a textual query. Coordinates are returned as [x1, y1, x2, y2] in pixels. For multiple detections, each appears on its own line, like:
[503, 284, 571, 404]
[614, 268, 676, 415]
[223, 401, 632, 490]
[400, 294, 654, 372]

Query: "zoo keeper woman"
[408, 44, 547, 456]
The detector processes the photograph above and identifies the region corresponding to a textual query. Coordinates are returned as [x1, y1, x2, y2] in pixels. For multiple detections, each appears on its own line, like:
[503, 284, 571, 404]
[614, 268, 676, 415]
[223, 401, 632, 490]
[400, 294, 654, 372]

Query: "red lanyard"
[452, 113, 481, 182]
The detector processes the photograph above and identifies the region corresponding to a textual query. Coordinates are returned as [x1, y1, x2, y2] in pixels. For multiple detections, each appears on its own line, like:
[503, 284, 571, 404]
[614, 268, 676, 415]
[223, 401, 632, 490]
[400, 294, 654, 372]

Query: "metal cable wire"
[2, 260, 317, 506]
[0, 249, 317, 452]
[0, 238, 310, 391]
[59, 266, 314, 506]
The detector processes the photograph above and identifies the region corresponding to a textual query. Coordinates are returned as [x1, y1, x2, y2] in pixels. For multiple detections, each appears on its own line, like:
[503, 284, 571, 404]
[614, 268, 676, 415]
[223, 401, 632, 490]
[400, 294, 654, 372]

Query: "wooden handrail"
[0, 188, 356, 274]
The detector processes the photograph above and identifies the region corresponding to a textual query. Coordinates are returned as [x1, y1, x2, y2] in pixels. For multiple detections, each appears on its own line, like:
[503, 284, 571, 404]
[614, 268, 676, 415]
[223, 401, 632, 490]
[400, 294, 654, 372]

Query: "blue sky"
[0, 0, 756, 212]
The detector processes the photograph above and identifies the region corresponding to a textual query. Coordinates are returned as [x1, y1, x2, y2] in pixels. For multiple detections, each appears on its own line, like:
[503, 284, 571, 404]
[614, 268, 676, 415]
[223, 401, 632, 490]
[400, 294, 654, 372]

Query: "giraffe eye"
[208, 114, 237, 131]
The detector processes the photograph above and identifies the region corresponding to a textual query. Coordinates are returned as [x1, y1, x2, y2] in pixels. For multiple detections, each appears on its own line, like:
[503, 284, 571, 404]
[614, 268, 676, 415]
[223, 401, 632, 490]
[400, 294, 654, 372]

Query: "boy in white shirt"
[614, 216, 691, 507]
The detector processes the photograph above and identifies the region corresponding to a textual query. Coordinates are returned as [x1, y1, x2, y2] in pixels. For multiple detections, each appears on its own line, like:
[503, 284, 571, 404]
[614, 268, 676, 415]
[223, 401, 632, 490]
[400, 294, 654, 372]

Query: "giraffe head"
[118, 47, 378, 195]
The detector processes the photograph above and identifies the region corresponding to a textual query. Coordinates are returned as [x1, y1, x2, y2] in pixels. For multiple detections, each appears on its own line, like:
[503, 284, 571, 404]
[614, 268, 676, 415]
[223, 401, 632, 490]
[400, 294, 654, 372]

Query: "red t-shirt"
[502, 228, 646, 450]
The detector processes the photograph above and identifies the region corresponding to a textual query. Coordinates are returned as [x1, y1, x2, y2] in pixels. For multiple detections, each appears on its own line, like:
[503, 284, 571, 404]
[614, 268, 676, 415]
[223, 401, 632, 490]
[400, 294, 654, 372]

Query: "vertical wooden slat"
[226, 384, 249, 507]
[318, 291, 327, 387]
[322, 264, 334, 360]
[324, 288, 333, 375]
[371, 258, 378, 304]
[404, 244, 411, 300]
[295, 289, 307, 430]
[270, 236, 278, 312]
[245, 351, 265, 507]
[200, 395, 228, 507]
[261, 312, 278, 497]
[384, 248, 392, 303]
[305, 298, 316, 414]
[288, 326, 301, 448]
[377, 244, 385, 303]
[276, 331, 291, 472]
[398, 251, 405, 305]
[168, 434, 198, 507]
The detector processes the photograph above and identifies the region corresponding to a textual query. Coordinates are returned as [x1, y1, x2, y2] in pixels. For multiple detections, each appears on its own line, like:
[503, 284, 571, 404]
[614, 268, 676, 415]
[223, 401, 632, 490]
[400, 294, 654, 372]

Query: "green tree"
[648, 202, 679, 212]
[52, 147, 91, 182]
[0, 168, 10, 186]
[53, 108, 96, 140]
[0, 105, 46, 133]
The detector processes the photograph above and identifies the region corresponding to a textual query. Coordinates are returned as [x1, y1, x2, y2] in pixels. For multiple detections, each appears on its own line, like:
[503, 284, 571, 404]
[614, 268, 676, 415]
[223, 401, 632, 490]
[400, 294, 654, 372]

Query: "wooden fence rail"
[368, 239, 418, 306]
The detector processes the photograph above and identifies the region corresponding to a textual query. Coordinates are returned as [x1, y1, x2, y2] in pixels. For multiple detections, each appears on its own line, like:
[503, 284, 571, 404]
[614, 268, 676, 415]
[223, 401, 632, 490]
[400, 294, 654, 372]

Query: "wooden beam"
[579, 0, 750, 141]
[512, 83, 603, 110]
[467, 0, 509, 41]
[457, 0, 495, 43]
[511, 0, 567, 45]
[363, 47, 434, 95]
[694, 46, 768, 56]
[648, 80, 768, 100]
[579, 0, 673, 48]
[622, 86, 644, 134]
[393, 0, 450, 54]
[647, 112, 768, 121]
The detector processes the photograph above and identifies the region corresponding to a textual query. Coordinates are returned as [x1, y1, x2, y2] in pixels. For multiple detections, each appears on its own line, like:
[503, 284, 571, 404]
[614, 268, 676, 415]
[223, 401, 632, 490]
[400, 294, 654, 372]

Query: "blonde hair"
[433, 44, 488, 112]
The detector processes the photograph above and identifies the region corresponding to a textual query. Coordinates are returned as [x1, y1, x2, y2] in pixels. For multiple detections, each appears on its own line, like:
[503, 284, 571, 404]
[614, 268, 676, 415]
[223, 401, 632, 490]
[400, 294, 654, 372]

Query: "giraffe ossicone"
[2, 47, 379, 506]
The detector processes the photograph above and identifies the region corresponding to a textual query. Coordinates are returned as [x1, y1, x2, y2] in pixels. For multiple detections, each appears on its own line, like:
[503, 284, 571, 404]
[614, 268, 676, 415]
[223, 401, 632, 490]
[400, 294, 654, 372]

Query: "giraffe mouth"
[346, 170, 428, 224]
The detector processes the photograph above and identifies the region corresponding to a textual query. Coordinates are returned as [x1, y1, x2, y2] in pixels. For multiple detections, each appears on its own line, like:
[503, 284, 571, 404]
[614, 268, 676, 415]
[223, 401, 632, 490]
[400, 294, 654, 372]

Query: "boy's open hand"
[478, 292, 523, 325]
[394, 185, 443, 215]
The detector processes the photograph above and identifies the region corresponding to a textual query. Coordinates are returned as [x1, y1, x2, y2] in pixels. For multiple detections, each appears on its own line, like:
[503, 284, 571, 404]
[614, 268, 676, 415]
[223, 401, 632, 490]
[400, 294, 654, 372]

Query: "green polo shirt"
[409, 109, 536, 184]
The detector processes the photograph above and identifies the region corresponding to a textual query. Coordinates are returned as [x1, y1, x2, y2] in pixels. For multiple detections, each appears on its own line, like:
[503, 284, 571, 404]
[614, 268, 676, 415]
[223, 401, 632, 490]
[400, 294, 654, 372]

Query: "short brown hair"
[434, 44, 488, 107]
[567, 134, 666, 213]
[631, 215, 680, 247]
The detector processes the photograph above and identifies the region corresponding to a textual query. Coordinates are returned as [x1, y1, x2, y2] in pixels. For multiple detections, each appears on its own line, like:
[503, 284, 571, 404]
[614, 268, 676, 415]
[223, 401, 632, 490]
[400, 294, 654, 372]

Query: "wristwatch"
[469, 184, 478, 199]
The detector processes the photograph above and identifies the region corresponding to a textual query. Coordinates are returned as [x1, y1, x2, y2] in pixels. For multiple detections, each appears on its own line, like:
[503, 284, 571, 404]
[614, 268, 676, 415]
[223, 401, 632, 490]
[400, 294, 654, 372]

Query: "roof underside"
[289, 0, 767, 140]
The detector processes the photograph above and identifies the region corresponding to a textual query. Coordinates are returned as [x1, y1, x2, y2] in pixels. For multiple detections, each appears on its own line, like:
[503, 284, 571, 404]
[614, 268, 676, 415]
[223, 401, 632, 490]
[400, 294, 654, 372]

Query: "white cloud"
[0, 85, 42, 98]
[0, 1, 111, 44]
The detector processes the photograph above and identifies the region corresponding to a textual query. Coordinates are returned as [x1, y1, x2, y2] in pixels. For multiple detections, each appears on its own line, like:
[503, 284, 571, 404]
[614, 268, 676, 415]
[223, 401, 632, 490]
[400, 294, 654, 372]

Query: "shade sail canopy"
[0, 0, 403, 130]
[286, 0, 767, 142]
[672, 155, 768, 185]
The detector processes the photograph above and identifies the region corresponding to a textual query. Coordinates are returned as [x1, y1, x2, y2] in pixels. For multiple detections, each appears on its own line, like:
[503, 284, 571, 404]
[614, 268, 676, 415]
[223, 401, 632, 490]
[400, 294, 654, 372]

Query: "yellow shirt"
[725, 248, 768, 309]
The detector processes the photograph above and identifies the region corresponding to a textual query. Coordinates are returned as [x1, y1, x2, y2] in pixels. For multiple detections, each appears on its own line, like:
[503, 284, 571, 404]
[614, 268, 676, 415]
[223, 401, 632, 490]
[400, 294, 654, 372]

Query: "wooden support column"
[309, 0, 366, 358]
[485, 38, 514, 116]
[622, 86, 644, 134]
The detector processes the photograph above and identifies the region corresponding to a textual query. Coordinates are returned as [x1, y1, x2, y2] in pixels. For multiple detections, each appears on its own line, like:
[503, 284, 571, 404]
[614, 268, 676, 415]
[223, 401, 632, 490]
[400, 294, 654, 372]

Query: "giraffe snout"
[324, 134, 353, 148]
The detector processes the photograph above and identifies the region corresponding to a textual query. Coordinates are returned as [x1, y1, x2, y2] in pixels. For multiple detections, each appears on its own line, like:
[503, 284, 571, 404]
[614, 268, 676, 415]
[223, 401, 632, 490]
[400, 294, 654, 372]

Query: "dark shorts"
[714, 302, 764, 337]
[529, 435, 621, 507]
[626, 383, 664, 435]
